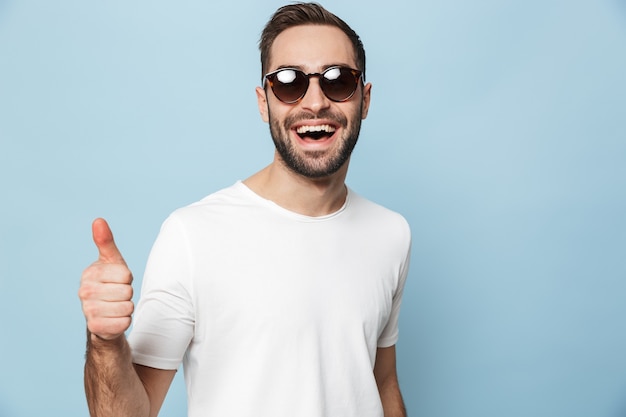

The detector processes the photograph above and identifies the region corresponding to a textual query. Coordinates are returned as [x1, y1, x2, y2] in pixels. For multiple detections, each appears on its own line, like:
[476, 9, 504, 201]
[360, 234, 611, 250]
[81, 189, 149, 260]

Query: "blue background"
[1, 0, 625, 416]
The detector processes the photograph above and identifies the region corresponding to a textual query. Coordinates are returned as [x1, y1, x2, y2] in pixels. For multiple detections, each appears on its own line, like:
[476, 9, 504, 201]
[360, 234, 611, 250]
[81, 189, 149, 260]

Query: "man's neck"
[243, 159, 349, 217]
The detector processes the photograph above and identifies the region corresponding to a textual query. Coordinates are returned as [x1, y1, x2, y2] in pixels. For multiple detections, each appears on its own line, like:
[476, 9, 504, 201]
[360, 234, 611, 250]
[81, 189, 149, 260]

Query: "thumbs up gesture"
[79, 218, 134, 341]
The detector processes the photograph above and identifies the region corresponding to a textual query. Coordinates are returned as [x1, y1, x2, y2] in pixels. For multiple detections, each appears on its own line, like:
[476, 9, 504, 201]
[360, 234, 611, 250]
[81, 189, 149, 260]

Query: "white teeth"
[296, 124, 336, 134]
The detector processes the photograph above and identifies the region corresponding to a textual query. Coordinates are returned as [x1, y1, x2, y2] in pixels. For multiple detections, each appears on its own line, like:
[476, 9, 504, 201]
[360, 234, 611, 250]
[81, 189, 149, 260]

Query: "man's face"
[256, 25, 371, 179]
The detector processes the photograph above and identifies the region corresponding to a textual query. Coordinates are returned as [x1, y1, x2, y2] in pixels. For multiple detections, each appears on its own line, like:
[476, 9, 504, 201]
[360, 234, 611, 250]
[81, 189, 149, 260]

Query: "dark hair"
[259, 2, 366, 80]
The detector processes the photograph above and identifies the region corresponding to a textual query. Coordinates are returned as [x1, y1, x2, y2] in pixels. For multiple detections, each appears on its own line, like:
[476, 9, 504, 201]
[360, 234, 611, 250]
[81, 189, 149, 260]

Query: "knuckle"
[123, 285, 134, 300]
[88, 319, 104, 335]
[78, 282, 100, 300]
[123, 269, 134, 284]
[80, 267, 95, 284]
[82, 263, 133, 285]
[121, 317, 132, 330]
[125, 301, 135, 316]
[88, 316, 132, 339]
[81, 264, 106, 284]
[77, 285, 90, 300]
[82, 301, 100, 319]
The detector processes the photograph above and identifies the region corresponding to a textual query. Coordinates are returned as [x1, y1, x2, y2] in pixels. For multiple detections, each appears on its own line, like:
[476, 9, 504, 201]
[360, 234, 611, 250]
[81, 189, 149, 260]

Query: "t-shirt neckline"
[234, 180, 350, 222]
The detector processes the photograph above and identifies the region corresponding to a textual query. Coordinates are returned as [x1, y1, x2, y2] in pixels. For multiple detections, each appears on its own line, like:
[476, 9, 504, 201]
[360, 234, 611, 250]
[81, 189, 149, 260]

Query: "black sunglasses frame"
[263, 66, 364, 104]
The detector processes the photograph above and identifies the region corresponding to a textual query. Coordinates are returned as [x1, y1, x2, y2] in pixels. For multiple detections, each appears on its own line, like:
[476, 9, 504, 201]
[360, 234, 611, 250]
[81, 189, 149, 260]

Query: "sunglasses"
[263, 66, 364, 104]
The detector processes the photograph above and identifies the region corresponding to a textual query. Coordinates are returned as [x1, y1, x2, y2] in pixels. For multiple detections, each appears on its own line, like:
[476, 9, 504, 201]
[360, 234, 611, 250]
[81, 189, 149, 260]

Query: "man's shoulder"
[176, 181, 249, 211]
[347, 189, 411, 237]
[349, 189, 409, 222]
[162, 181, 254, 225]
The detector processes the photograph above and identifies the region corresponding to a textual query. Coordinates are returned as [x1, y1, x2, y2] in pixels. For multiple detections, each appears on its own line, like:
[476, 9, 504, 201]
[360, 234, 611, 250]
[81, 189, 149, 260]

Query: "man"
[79, 3, 411, 417]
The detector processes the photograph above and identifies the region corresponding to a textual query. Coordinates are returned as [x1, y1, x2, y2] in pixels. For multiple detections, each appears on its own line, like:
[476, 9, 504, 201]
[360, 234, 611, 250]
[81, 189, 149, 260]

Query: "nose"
[299, 77, 331, 114]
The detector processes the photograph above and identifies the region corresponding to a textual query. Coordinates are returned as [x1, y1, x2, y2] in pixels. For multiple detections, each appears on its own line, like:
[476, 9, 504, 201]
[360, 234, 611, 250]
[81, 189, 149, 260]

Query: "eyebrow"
[270, 63, 355, 74]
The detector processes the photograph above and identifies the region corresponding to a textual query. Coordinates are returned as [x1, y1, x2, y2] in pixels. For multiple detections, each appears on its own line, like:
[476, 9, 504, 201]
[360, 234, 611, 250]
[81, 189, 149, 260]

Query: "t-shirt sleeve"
[127, 214, 195, 370]
[376, 222, 411, 348]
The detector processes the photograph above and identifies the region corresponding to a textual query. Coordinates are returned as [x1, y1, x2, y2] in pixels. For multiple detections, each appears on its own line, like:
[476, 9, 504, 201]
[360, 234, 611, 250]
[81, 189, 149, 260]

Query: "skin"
[79, 24, 405, 417]
[80, 218, 174, 417]
[247, 24, 371, 217]
[374, 345, 408, 417]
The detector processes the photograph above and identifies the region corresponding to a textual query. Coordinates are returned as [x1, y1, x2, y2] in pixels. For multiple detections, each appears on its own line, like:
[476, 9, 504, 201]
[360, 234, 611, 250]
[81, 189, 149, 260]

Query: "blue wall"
[1, 1, 625, 416]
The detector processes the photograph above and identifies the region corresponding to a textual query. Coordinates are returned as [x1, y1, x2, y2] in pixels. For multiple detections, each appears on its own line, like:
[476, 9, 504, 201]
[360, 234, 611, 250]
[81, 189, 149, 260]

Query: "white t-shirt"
[128, 182, 411, 417]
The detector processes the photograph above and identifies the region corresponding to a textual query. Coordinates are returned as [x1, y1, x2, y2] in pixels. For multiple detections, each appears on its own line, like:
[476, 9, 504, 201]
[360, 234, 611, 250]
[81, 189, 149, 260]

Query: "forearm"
[84, 331, 150, 417]
[374, 346, 406, 417]
[378, 375, 407, 417]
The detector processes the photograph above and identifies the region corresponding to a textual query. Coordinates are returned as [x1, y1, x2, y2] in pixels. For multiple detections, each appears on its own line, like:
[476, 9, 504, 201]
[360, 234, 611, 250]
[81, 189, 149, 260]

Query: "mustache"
[284, 110, 347, 127]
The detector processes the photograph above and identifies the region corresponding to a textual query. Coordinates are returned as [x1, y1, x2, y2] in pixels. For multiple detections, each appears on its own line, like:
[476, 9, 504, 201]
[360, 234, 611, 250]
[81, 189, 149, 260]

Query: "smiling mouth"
[295, 124, 337, 141]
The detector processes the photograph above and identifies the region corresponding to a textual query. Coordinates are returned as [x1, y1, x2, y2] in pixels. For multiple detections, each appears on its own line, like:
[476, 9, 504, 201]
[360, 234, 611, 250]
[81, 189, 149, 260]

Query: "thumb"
[92, 218, 126, 265]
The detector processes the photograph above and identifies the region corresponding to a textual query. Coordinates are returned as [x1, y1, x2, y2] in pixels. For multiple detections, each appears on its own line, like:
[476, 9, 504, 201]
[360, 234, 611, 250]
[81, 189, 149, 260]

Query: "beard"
[268, 107, 363, 179]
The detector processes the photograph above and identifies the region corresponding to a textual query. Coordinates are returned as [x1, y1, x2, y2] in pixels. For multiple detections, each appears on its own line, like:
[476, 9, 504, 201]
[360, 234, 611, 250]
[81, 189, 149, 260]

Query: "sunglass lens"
[321, 67, 359, 102]
[271, 69, 308, 103]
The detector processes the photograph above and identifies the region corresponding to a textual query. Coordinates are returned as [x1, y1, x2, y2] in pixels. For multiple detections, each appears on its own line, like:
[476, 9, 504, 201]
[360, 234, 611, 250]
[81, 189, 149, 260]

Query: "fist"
[79, 218, 134, 340]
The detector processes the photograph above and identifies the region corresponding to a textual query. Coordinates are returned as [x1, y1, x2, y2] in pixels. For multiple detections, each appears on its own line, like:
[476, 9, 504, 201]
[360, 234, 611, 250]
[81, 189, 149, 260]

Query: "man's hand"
[79, 218, 134, 341]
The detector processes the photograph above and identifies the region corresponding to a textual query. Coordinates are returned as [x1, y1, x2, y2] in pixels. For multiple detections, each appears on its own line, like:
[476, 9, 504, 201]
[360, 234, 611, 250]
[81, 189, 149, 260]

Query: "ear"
[360, 82, 372, 120]
[256, 86, 269, 123]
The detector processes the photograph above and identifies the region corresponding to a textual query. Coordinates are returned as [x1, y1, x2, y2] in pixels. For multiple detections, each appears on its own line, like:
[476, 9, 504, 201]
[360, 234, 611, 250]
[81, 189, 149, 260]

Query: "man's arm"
[80, 219, 175, 417]
[84, 332, 176, 417]
[374, 345, 407, 417]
